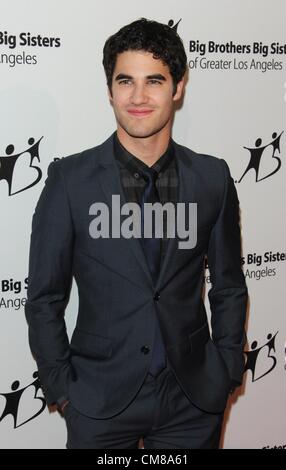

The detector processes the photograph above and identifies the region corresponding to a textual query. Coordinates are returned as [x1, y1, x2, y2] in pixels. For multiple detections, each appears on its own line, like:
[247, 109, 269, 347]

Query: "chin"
[126, 131, 154, 139]
[123, 125, 165, 140]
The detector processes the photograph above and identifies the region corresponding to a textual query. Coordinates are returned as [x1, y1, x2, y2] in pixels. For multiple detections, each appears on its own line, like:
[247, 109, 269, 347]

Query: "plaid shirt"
[113, 133, 178, 266]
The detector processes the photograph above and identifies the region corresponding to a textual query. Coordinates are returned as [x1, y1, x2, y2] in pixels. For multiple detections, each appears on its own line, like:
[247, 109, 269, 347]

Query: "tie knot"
[141, 167, 158, 186]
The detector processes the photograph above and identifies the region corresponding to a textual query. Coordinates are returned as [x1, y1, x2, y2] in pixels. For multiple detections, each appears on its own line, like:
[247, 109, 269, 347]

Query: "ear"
[107, 86, 113, 101]
[173, 77, 185, 102]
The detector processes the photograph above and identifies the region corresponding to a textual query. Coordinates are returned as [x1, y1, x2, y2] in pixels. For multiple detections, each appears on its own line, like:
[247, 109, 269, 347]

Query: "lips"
[127, 109, 154, 117]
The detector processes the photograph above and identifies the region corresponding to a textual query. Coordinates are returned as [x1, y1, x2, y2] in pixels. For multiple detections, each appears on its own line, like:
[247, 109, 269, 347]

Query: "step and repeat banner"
[0, 0, 285, 449]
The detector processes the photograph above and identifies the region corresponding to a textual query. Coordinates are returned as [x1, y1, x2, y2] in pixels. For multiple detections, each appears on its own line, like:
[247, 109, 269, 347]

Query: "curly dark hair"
[103, 18, 187, 95]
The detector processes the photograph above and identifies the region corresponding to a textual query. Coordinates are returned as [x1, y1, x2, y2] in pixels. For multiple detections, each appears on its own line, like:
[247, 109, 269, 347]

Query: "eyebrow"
[146, 74, 166, 81]
[115, 73, 167, 81]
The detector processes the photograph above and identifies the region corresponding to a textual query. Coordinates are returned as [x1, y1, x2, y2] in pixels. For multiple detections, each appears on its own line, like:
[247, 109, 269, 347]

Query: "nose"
[130, 83, 148, 105]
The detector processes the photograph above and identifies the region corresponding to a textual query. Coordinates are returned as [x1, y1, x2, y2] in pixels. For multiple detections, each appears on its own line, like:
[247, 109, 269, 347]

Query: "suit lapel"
[155, 142, 196, 290]
[97, 135, 153, 288]
[96, 135, 196, 292]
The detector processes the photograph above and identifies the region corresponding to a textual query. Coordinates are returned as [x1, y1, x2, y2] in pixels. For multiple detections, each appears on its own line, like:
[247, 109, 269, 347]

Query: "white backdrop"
[0, 0, 285, 449]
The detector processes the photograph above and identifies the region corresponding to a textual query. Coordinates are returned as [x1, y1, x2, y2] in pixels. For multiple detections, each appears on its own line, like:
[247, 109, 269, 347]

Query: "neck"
[117, 127, 171, 167]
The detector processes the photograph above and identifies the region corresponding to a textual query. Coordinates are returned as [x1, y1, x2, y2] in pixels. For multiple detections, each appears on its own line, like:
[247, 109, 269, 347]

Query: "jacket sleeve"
[207, 159, 248, 387]
[25, 160, 74, 406]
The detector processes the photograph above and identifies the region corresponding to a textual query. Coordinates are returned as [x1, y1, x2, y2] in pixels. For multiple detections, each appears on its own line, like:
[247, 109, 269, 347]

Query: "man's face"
[108, 50, 184, 140]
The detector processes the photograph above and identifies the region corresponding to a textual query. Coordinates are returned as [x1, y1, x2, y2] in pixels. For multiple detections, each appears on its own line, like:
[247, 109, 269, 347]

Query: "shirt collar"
[113, 132, 174, 177]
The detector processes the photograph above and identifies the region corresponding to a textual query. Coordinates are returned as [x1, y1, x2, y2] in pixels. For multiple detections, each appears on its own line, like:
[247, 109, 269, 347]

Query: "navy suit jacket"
[25, 133, 248, 417]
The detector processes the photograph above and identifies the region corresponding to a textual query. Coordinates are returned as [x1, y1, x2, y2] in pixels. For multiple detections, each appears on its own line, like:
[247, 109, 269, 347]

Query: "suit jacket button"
[153, 292, 160, 301]
[141, 345, 150, 354]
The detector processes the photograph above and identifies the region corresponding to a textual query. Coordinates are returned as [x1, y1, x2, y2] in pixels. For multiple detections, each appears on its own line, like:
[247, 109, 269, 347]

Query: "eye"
[148, 79, 162, 85]
[118, 79, 133, 85]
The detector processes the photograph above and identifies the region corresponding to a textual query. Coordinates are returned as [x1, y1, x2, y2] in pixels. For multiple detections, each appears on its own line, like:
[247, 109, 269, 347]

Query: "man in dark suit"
[25, 18, 248, 449]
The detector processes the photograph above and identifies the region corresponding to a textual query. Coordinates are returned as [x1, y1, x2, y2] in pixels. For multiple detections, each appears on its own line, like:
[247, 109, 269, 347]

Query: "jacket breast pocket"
[70, 328, 113, 359]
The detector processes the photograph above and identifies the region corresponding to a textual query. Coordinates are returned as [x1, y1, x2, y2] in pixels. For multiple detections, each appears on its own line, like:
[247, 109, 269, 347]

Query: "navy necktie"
[140, 167, 166, 377]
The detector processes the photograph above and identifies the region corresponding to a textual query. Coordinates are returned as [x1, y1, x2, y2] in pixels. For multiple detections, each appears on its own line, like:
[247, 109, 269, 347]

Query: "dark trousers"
[64, 366, 224, 449]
